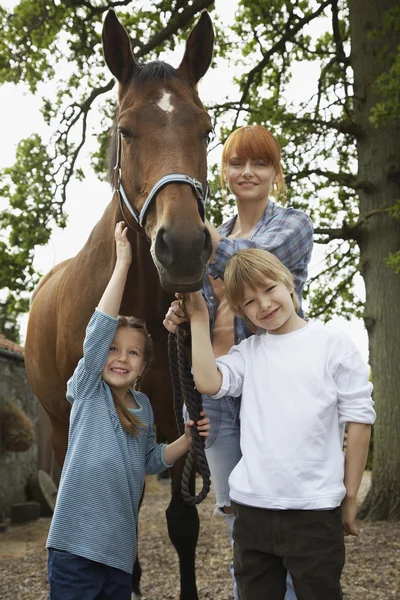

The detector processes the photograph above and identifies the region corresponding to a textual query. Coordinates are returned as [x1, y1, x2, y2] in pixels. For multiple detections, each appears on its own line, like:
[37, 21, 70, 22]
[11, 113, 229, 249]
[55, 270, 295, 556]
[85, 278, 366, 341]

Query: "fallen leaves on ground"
[0, 473, 399, 600]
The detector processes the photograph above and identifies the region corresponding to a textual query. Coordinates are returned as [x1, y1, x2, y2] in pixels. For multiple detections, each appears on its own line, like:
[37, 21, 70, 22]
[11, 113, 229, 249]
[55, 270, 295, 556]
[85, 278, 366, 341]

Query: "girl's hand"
[163, 299, 187, 333]
[184, 410, 210, 441]
[179, 292, 208, 321]
[115, 221, 132, 266]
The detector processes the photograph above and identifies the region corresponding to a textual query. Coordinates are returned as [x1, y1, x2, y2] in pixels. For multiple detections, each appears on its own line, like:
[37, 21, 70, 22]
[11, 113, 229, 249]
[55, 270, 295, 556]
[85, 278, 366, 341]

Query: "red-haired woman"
[164, 125, 313, 600]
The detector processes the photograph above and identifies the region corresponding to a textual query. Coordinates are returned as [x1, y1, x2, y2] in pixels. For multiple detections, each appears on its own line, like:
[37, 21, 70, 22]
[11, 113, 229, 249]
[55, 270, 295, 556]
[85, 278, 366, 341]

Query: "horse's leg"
[48, 413, 69, 470]
[166, 456, 199, 600]
[38, 404, 62, 483]
[131, 556, 142, 599]
[131, 481, 145, 599]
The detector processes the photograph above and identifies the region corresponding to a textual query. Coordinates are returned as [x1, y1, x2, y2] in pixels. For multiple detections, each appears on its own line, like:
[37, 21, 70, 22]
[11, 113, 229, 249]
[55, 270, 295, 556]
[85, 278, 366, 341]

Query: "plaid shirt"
[203, 199, 314, 344]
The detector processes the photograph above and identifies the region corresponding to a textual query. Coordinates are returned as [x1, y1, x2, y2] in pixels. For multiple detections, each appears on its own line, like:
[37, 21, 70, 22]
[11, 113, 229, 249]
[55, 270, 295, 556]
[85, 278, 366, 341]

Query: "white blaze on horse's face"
[157, 91, 174, 114]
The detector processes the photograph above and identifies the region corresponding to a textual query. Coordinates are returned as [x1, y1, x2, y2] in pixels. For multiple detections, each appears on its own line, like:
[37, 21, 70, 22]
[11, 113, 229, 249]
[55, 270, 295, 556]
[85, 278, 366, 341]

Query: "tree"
[0, 0, 399, 517]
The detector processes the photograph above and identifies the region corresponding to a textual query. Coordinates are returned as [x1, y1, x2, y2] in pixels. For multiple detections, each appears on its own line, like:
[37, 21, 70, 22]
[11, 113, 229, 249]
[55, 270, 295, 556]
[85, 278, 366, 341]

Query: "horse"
[24, 9, 214, 600]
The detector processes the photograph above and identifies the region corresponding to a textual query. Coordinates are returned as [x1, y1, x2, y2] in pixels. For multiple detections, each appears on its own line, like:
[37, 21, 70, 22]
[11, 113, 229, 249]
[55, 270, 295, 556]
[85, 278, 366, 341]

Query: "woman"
[164, 125, 313, 599]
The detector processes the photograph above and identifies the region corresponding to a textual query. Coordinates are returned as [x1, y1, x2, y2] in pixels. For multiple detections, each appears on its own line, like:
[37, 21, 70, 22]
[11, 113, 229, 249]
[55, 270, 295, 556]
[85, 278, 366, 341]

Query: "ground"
[0, 472, 399, 600]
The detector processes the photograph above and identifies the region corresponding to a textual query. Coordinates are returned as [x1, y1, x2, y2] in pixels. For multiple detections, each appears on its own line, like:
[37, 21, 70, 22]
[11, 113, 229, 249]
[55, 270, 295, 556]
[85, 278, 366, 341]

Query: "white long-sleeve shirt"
[213, 321, 376, 510]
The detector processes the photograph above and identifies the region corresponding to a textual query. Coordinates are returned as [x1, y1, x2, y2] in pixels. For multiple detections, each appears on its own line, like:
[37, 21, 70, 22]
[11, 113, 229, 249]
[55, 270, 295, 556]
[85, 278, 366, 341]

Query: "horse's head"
[103, 10, 214, 292]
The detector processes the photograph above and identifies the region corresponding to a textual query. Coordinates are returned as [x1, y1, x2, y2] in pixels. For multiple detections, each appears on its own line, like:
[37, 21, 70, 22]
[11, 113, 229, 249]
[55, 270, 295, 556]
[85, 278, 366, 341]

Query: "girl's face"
[102, 328, 146, 391]
[225, 148, 276, 203]
[240, 279, 299, 335]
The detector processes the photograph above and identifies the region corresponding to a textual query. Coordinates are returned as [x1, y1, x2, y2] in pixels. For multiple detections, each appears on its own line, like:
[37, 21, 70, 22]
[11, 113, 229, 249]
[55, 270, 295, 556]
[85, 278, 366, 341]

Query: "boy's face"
[240, 279, 297, 335]
[102, 328, 146, 391]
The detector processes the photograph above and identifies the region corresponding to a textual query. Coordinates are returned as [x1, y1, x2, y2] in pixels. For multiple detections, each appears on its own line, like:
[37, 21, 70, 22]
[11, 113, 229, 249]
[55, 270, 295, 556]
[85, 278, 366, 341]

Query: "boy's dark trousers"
[231, 501, 345, 600]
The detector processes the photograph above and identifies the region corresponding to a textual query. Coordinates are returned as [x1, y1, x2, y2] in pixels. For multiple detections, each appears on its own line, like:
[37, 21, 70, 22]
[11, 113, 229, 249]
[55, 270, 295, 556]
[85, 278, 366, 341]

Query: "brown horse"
[24, 9, 214, 600]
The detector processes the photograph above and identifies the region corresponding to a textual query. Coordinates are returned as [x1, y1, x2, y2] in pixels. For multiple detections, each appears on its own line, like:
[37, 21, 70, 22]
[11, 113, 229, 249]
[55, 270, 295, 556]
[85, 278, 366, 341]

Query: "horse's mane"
[107, 61, 179, 183]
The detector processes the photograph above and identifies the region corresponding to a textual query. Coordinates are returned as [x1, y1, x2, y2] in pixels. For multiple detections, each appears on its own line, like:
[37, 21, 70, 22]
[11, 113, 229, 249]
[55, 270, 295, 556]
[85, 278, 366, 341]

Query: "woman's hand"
[115, 221, 132, 266]
[163, 299, 188, 333]
[184, 410, 211, 442]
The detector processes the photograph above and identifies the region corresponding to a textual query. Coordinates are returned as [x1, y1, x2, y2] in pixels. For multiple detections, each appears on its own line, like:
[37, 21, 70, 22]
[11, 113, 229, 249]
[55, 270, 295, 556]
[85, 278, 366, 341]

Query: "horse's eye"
[119, 128, 132, 139]
[204, 129, 214, 146]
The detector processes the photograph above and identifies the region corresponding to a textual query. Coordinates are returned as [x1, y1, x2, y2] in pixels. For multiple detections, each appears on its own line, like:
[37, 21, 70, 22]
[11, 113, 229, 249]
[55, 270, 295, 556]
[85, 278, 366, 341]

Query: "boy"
[183, 248, 375, 600]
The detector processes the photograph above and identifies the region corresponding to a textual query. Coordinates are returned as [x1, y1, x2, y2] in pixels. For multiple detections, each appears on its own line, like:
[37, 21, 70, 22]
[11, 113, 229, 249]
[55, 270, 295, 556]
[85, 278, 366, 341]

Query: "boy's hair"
[224, 249, 299, 332]
[112, 316, 154, 437]
[220, 125, 286, 200]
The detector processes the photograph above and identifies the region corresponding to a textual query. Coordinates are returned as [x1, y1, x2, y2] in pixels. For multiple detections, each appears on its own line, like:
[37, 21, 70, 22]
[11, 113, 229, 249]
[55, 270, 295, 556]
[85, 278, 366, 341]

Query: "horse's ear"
[177, 11, 214, 87]
[102, 10, 138, 85]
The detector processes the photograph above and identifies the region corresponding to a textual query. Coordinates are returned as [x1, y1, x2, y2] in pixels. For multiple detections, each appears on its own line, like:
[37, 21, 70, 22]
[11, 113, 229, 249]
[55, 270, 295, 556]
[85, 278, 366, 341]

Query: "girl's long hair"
[111, 316, 153, 436]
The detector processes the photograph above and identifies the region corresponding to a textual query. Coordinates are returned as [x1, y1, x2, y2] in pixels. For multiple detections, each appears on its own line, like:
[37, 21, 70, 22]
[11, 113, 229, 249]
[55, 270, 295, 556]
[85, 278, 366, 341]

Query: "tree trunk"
[348, 0, 400, 520]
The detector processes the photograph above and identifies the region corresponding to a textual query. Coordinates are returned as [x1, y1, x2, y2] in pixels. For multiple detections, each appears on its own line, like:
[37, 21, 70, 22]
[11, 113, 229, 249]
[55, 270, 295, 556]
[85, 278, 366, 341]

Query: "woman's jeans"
[202, 394, 297, 600]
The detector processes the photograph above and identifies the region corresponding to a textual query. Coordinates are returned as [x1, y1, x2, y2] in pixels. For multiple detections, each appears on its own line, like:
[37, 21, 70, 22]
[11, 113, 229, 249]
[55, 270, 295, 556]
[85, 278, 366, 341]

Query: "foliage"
[369, 5, 400, 127]
[0, 0, 399, 332]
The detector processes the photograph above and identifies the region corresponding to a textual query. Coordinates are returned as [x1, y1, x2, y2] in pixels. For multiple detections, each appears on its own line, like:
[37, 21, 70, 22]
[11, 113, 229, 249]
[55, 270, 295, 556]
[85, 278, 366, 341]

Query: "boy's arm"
[342, 422, 371, 536]
[191, 313, 222, 395]
[333, 337, 375, 536]
[98, 222, 131, 317]
[183, 291, 222, 395]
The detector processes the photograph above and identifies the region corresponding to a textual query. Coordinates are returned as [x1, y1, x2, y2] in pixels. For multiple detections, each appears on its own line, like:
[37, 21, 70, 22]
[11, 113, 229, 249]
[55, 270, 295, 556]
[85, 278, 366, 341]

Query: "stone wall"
[0, 350, 38, 519]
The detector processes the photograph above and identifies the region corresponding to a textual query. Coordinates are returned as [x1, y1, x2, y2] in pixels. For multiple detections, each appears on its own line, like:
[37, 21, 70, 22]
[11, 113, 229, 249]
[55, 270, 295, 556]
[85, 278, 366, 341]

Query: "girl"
[185, 248, 375, 600]
[46, 222, 210, 600]
[164, 124, 313, 600]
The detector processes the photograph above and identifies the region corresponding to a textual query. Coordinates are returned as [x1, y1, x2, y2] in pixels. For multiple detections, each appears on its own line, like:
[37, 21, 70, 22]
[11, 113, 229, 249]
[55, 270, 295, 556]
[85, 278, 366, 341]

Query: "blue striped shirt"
[204, 200, 313, 343]
[46, 309, 170, 574]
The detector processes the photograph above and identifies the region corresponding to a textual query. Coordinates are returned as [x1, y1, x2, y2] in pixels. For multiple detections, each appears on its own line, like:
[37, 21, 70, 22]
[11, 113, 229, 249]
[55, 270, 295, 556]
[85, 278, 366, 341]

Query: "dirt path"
[0, 473, 399, 599]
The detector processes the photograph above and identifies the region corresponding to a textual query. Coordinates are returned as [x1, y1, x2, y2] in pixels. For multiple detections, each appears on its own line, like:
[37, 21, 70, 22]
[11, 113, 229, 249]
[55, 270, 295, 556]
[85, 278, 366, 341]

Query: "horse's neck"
[79, 201, 168, 322]
[123, 230, 169, 322]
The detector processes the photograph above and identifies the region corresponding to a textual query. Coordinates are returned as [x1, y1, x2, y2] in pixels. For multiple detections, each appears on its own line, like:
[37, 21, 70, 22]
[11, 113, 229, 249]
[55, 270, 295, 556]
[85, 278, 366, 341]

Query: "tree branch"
[135, 0, 215, 59]
[233, 0, 332, 127]
[308, 269, 357, 318]
[314, 207, 392, 242]
[286, 168, 372, 191]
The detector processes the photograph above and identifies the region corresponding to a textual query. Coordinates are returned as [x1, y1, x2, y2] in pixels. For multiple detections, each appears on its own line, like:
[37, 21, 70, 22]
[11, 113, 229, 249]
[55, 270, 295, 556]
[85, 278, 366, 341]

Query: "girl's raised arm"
[98, 222, 132, 317]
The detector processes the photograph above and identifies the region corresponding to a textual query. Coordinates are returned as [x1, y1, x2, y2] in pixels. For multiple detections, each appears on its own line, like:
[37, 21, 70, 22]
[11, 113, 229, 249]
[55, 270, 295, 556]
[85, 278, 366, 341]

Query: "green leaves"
[0, 133, 62, 311]
[1, 0, 399, 338]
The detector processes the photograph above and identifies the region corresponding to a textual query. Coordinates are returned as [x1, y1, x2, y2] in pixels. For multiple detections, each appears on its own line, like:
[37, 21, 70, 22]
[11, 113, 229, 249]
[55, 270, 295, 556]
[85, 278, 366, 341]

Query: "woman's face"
[225, 147, 276, 203]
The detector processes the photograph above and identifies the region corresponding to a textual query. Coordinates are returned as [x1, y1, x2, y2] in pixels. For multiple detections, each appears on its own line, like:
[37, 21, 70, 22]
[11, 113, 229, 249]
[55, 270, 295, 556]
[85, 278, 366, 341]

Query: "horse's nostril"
[155, 227, 173, 268]
[155, 225, 212, 272]
[202, 226, 212, 260]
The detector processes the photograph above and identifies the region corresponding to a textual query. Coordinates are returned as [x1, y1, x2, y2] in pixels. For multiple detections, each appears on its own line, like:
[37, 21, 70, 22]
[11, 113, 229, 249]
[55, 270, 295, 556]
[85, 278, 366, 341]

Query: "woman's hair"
[220, 125, 286, 200]
[111, 316, 154, 436]
[224, 248, 299, 332]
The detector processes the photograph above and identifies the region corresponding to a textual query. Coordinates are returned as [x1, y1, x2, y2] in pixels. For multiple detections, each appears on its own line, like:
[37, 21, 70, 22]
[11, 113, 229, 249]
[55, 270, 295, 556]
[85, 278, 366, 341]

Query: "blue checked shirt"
[204, 200, 314, 344]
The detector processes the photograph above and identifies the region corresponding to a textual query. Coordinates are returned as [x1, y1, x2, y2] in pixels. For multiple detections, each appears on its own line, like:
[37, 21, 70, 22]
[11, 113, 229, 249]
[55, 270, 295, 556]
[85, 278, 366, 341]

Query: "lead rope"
[168, 319, 211, 505]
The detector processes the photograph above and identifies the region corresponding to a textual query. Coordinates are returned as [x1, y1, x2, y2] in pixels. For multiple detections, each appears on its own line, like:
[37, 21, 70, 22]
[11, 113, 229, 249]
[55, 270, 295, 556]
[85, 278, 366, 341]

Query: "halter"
[113, 132, 209, 229]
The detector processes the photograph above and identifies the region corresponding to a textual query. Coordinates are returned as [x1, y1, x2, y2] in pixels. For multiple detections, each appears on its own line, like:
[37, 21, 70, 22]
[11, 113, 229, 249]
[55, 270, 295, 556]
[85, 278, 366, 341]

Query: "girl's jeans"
[201, 394, 297, 600]
[47, 549, 131, 600]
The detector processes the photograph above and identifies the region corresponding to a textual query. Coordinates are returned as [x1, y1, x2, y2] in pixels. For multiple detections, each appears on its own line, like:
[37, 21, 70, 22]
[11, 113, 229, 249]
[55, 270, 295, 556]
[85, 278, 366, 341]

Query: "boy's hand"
[179, 292, 208, 320]
[115, 221, 132, 266]
[341, 496, 358, 536]
[184, 410, 210, 441]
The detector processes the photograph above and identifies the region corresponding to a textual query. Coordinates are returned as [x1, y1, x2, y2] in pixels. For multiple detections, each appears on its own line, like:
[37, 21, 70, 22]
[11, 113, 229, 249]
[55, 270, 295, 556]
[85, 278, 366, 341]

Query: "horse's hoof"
[131, 593, 142, 600]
